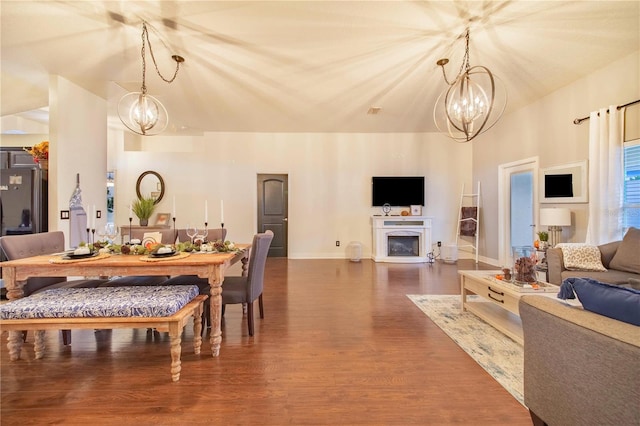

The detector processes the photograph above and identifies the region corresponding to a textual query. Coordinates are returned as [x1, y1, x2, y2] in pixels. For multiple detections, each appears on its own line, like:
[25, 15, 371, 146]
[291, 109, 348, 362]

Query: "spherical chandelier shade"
[433, 29, 507, 143]
[118, 92, 168, 136]
[117, 21, 183, 136]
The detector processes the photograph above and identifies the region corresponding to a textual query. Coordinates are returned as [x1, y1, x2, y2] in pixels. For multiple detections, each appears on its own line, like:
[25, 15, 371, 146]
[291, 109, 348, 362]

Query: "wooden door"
[257, 174, 288, 257]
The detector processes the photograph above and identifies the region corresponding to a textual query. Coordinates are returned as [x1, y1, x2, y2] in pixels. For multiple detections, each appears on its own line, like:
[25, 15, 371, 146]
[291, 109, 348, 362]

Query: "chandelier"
[118, 22, 184, 136]
[433, 28, 506, 143]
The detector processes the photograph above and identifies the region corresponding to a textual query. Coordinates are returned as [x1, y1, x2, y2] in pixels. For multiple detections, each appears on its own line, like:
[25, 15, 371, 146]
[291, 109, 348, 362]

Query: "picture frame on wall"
[154, 213, 171, 226]
[410, 205, 422, 216]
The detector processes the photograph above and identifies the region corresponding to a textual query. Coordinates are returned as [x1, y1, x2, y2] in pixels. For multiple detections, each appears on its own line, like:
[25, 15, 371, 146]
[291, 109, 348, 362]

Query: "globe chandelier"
[433, 28, 506, 143]
[118, 21, 184, 136]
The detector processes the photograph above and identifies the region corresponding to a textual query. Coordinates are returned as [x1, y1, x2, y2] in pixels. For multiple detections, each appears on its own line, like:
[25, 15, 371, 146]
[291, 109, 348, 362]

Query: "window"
[623, 138, 640, 231]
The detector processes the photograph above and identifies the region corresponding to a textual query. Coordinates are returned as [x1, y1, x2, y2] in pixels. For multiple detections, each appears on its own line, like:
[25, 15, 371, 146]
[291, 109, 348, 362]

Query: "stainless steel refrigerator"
[0, 149, 48, 237]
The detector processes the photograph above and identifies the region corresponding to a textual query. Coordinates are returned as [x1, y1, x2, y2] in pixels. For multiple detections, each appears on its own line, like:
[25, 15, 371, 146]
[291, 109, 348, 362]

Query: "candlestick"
[173, 217, 177, 244]
[220, 200, 224, 224]
[129, 217, 132, 243]
[204, 222, 208, 242]
[86, 228, 90, 246]
[91, 228, 95, 245]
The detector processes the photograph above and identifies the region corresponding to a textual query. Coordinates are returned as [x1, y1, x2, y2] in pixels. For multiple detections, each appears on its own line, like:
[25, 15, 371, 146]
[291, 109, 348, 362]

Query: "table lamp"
[540, 208, 571, 247]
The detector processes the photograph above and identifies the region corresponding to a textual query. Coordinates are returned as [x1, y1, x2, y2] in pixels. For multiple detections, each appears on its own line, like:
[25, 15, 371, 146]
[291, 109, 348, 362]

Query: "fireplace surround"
[372, 216, 432, 263]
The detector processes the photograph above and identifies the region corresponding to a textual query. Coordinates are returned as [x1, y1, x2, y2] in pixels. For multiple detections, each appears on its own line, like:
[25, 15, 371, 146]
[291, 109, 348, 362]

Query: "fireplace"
[372, 216, 432, 263]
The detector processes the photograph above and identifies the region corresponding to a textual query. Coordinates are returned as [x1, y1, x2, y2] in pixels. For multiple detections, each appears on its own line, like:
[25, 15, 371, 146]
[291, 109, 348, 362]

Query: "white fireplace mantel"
[371, 215, 432, 263]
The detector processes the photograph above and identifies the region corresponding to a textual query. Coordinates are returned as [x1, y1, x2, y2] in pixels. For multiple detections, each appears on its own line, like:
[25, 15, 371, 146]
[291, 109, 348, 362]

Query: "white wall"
[49, 76, 107, 247]
[473, 50, 640, 261]
[113, 132, 472, 258]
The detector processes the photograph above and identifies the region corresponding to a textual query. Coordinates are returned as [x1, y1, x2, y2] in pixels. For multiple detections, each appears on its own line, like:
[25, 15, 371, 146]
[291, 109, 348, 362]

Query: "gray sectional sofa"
[519, 295, 640, 425]
[547, 227, 640, 287]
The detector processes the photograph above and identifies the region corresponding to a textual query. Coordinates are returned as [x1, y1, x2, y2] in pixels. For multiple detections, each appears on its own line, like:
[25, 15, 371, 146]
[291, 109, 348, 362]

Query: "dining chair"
[158, 228, 228, 330]
[221, 230, 273, 336]
[176, 227, 227, 244]
[0, 231, 108, 345]
[100, 228, 178, 287]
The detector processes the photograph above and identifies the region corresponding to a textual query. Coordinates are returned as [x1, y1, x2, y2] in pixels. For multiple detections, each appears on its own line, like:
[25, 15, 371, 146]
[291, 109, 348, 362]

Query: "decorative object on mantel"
[433, 28, 507, 143]
[117, 21, 184, 136]
[132, 196, 156, 226]
[23, 140, 49, 169]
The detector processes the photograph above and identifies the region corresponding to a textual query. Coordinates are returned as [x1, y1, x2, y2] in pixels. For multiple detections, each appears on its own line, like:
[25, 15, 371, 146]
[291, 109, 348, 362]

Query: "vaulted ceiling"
[1, 1, 639, 135]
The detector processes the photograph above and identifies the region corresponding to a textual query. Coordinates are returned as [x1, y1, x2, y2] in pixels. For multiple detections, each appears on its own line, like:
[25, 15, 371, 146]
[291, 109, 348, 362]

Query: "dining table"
[0, 244, 251, 356]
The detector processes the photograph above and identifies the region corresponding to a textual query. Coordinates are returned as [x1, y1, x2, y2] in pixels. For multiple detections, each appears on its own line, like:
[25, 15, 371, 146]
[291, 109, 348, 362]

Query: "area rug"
[407, 294, 524, 406]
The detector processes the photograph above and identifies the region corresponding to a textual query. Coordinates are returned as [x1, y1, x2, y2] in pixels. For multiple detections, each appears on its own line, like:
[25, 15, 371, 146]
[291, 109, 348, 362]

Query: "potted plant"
[132, 196, 156, 226]
[536, 231, 549, 250]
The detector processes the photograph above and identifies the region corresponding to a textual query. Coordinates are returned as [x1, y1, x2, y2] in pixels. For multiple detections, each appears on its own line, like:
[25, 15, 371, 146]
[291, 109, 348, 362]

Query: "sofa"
[519, 295, 640, 426]
[546, 227, 640, 287]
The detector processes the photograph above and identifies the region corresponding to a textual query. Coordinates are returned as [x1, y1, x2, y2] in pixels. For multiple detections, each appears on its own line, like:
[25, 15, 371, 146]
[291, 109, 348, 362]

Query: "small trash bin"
[441, 244, 458, 264]
[347, 241, 362, 262]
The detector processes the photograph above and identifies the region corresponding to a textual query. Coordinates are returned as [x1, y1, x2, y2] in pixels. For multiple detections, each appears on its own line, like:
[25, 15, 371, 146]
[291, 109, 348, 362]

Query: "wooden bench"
[0, 285, 207, 382]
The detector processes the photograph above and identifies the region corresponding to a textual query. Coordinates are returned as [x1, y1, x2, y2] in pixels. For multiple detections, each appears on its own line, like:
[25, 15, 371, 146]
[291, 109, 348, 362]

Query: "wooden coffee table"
[459, 270, 560, 344]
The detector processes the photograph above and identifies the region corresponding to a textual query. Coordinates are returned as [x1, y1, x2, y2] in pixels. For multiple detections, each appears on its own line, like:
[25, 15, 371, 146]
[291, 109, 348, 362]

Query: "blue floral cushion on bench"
[0, 285, 200, 319]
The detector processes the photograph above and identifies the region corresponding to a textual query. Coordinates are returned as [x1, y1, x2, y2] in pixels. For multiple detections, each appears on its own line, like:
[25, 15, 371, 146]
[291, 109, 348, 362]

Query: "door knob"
[283, 218, 288, 222]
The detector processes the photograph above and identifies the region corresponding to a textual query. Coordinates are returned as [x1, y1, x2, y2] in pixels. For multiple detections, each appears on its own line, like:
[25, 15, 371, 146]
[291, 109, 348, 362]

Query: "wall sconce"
[540, 208, 571, 247]
[433, 28, 507, 143]
[118, 22, 184, 136]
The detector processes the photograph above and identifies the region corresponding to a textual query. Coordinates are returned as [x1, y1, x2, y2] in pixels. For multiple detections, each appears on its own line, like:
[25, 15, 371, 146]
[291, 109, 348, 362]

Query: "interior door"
[257, 174, 288, 257]
[498, 158, 539, 266]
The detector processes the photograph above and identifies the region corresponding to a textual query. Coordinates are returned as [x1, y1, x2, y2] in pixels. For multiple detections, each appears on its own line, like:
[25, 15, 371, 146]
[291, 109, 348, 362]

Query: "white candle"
[129, 202, 133, 219]
[205, 200, 208, 223]
[172, 196, 176, 218]
[220, 200, 224, 224]
[92, 205, 96, 229]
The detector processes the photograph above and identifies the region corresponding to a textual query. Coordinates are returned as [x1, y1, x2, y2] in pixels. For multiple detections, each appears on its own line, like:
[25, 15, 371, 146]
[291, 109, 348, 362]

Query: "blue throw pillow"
[559, 277, 640, 326]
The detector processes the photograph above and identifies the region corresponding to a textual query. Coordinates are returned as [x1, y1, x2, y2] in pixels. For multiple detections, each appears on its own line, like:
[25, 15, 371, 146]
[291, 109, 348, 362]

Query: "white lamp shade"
[540, 208, 571, 226]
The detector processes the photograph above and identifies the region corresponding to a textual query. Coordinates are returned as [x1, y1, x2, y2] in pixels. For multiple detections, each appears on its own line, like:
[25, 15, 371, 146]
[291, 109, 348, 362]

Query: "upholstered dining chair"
[100, 228, 177, 287]
[176, 227, 227, 244]
[157, 228, 227, 329]
[0, 231, 109, 345]
[221, 230, 273, 336]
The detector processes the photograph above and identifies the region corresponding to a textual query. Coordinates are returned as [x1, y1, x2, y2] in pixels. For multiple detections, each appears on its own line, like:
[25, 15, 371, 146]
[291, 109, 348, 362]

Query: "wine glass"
[105, 223, 119, 245]
[97, 226, 107, 244]
[186, 225, 198, 244]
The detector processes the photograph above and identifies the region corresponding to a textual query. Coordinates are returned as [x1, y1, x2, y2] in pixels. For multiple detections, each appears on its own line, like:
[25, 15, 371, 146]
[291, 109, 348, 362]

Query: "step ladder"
[456, 181, 480, 263]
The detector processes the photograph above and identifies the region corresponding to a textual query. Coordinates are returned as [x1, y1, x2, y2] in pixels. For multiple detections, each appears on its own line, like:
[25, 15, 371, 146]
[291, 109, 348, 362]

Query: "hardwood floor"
[1, 259, 531, 425]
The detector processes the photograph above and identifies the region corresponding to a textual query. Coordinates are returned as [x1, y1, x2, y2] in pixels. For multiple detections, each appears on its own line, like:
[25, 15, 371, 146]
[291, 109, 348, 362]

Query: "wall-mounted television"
[372, 176, 425, 206]
[544, 173, 573, 198]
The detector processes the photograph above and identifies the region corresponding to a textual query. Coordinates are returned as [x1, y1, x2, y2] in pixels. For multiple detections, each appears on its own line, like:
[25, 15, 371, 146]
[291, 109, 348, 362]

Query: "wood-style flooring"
[1, 258, 531, 425]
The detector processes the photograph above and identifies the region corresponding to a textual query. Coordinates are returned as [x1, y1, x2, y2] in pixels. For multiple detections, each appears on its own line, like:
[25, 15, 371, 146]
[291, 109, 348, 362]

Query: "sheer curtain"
[585, 106, 625, 245]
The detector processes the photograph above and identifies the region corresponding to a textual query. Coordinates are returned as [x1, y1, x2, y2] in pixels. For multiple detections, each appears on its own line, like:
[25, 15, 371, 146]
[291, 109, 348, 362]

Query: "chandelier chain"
[141, 22, 181, 87]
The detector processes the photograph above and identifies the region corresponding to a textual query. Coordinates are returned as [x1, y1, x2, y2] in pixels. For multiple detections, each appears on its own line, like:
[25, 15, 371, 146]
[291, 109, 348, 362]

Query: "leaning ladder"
[456, 181, 480, 263]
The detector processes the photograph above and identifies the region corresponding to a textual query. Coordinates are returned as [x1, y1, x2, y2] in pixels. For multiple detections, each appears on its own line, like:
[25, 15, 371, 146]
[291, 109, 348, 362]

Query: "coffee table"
[459, 270, 560, 344]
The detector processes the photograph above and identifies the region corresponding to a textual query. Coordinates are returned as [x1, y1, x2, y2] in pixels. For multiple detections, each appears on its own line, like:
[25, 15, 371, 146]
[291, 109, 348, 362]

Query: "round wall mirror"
[136, 170, 165, 204]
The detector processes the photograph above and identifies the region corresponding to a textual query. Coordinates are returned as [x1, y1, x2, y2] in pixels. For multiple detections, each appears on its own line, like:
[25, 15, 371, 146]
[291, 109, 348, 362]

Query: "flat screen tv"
[372, 176, 425, 206]
[544, 173, 573, 198]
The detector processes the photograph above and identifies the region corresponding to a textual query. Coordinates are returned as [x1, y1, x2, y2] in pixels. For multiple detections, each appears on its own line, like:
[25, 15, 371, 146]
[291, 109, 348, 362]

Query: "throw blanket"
[460, 207, 478, 236]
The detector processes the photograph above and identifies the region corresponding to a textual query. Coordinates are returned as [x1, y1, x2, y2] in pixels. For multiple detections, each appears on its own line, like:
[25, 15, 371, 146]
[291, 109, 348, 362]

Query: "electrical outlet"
[336, 241, 340, 247]
[60, 210, 70, 220]
[437, 241, 442, 247]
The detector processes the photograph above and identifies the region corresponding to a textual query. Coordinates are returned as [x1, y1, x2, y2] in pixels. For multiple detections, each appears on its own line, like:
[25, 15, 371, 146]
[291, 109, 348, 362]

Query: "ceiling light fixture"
[118, 21, 184, 136]
[433, 28, 506, 143]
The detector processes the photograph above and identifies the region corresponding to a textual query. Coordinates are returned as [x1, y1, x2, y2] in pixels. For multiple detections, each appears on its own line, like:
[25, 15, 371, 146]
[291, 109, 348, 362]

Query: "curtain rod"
[573, 99, 640, 124]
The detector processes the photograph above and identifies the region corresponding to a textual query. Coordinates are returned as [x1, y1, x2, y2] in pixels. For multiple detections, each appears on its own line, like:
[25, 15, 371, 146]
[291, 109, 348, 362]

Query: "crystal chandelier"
[433, 28, 506, 143]
[118, 22, 184, 136]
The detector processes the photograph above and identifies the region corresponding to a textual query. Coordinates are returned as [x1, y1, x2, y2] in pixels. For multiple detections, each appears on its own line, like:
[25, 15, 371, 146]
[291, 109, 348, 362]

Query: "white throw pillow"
[557, 244, 607, 272]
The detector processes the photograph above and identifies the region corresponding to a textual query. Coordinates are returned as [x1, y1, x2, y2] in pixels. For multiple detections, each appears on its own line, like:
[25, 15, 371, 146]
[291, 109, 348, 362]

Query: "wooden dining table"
[0, 245, 251, 356]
